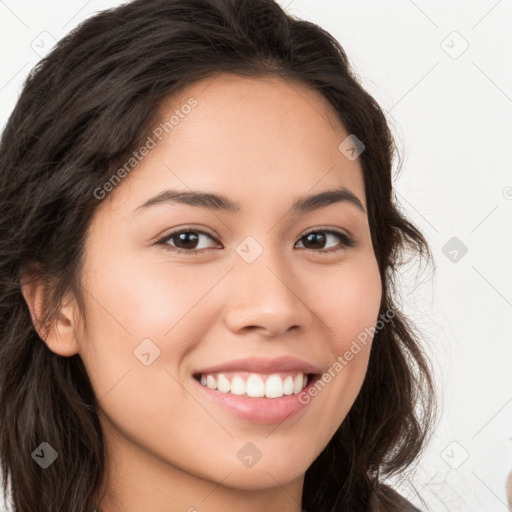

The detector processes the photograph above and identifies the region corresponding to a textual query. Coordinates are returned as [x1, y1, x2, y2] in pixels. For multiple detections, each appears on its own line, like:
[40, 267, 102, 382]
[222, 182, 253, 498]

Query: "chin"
[217, 466, 305, 491]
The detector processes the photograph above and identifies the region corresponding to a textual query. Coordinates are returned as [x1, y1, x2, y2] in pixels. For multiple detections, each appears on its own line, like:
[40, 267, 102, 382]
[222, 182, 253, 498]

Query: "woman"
[0, 0, 437, 510]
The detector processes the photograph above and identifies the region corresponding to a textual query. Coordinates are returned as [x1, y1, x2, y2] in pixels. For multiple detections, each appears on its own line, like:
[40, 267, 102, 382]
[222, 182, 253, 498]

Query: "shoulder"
[378, 483, 422, 511]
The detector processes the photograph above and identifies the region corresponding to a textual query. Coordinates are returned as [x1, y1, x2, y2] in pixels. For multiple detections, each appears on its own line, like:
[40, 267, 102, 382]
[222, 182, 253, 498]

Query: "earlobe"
[20, 271, 80, 357]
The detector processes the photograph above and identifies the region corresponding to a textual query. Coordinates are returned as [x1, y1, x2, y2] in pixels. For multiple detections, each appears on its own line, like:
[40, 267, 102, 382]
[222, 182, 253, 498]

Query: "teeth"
[230, 376, 246, 395]
[197, 371, 310, 399]
[246, 374, 265, 397]
[217, 374, 231, 393]
[283, 375, 294, 395]
[206, 375, 217, 389]
[293, 373, 304, 394]
[265, 374, 283, 398]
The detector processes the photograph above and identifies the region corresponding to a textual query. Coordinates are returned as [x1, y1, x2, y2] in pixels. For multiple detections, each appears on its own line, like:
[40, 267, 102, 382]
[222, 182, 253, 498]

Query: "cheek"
[302, 255, 381, 428]
[77, 251, 219, 385]
[77, 255, 214, 440]
[310, 254, 382, 350]
[83, 243, 211, 335]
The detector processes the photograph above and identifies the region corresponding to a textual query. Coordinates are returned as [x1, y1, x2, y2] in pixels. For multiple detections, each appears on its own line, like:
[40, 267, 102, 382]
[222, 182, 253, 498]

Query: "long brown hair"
[0, 1, 437, 510]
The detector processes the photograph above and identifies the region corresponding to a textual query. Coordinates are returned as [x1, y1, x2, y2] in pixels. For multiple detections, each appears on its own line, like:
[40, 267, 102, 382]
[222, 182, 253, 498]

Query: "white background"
[0, 1, 511, 511]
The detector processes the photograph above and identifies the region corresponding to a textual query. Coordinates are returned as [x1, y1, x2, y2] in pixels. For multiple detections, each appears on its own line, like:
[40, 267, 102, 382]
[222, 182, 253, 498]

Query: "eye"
[295, 228, 355, 253]
[155, 228, 219, 254]
[155, 227, 355, 255]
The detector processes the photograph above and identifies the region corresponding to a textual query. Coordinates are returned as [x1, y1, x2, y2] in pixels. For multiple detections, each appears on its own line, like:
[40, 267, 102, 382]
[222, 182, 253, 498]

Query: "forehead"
[98, 73, 366, 216]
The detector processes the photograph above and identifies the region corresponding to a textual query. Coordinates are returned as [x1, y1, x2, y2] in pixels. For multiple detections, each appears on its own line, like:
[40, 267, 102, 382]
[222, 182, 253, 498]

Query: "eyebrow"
[135, 186, 366, 215]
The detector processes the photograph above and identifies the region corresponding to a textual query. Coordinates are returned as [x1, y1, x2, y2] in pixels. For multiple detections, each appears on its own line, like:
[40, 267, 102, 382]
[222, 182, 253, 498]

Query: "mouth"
[192, 370, 322, 424]
[191, 356, 324, 423]
[193, 371, 322, 399]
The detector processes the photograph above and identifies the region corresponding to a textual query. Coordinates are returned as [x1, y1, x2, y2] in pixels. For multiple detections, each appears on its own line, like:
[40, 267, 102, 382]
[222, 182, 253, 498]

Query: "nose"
[222, 242, 313, 338]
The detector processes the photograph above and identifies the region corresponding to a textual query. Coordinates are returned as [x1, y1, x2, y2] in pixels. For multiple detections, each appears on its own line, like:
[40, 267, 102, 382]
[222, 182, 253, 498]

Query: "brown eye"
[157, 229, 219, 254]
[296, 229, 355, 253]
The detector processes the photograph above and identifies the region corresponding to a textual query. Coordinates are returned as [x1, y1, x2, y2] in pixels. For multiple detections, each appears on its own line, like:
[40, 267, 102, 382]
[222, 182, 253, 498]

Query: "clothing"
[380, 483, 422, 511]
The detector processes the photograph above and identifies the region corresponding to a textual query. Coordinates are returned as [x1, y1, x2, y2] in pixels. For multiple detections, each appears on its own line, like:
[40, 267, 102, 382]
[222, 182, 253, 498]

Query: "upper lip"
[193, 356, 322, 376]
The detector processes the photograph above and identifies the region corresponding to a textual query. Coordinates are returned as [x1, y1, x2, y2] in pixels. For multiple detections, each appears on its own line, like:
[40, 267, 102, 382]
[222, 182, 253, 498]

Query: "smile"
[193, 371, 321, 424]
[194, 371, 311, 398]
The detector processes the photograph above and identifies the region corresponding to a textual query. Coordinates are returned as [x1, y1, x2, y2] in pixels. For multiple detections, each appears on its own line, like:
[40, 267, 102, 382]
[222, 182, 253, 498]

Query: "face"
[68, 74, 382, 507]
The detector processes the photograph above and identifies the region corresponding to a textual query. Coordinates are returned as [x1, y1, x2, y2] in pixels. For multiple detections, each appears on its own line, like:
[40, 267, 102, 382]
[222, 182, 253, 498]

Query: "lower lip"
[194, 375, 318, 425]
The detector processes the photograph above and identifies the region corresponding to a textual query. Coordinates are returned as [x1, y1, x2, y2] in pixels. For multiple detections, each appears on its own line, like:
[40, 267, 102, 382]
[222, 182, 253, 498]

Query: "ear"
[20, 271, 80, 357]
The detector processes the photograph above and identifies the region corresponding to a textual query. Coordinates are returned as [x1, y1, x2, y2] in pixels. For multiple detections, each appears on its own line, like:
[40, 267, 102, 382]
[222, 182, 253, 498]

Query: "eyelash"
[154, 226, 356, 255]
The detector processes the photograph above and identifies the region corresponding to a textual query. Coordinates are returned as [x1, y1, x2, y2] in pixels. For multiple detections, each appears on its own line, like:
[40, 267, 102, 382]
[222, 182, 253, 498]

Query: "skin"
[22, 73, 382, 512]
